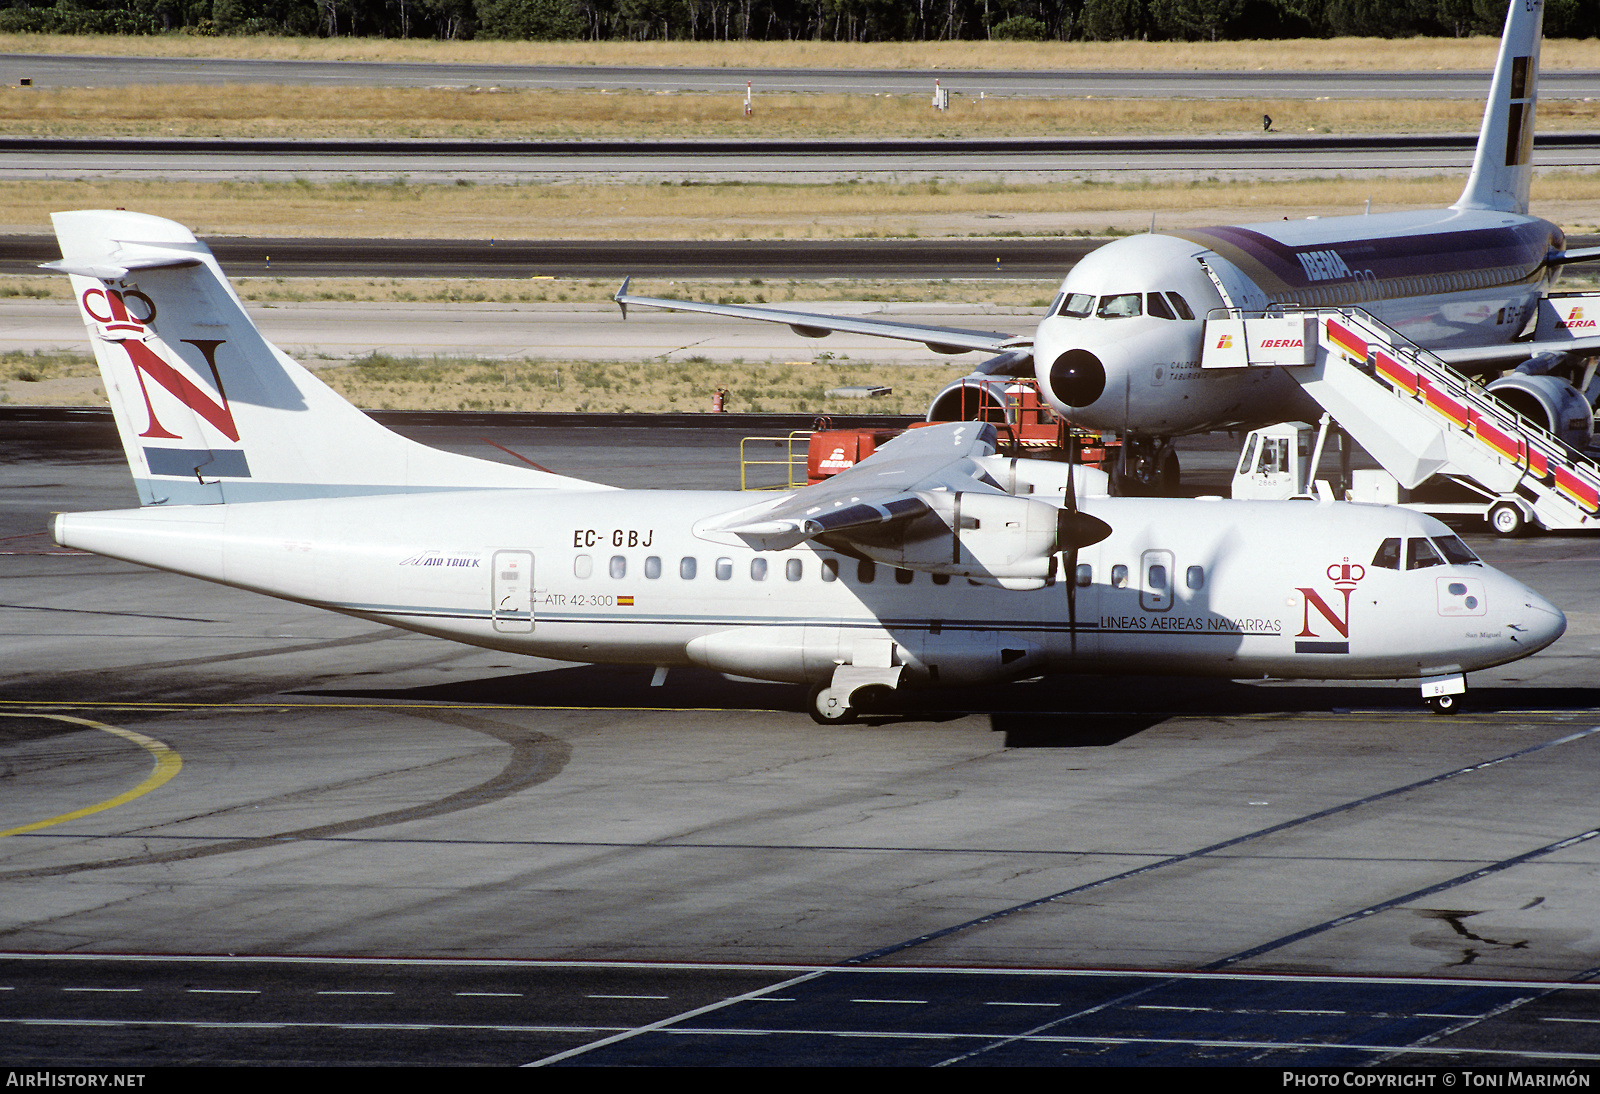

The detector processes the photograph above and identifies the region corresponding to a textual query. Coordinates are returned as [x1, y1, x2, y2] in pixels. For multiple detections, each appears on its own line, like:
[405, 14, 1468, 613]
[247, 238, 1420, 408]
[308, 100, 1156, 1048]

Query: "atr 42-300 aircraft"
[46, 210, 1565, 718]
[616, 0, 1600, 492]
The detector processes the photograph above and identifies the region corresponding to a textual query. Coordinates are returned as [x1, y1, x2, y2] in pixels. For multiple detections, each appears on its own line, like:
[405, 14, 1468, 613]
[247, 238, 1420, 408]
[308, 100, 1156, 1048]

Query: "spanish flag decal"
[618, 596, 635, 606]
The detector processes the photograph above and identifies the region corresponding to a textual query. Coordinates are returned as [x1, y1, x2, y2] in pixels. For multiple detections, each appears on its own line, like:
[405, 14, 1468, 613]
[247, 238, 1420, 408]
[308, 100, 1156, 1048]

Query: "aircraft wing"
[696, 421, 1000, 550]
[614, 280, 1026, 356]
[1434, 335, 1600, 372]
[1548, 247, 1600, 267]
[694, 421, 1110, 586]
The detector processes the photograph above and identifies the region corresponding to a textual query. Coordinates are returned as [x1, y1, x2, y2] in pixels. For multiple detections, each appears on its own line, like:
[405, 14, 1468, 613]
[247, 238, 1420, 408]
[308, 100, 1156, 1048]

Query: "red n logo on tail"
[121, 339, 240, 442]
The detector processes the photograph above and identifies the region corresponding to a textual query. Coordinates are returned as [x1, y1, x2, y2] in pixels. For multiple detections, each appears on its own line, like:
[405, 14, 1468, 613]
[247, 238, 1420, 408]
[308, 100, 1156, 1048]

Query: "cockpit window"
[1097, 293, 1142, 319]
[1406, 537, 1444, 570]
[1147, 292, 1176, 320]
[1434, 535, 1481, 565]
[1372, 537, 1401, 570]
[1166, 292, 1195, 320]
[1059, 293, 1093, 318]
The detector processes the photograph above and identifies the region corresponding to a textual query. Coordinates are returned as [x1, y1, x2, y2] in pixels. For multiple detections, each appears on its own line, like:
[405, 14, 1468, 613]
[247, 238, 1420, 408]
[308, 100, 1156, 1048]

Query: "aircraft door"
[1140, 549, 1174, 612]
[492, 550, 534, 633]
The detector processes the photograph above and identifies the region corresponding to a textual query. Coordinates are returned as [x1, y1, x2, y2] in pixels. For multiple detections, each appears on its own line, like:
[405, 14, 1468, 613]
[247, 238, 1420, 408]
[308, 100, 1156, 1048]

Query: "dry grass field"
[0, 346, 960, 415]
[4, 174, 1600, 239]
[5, 31, 1600, 70]
[0, 274, 1059, 305]
[7, 83, 1598, 140]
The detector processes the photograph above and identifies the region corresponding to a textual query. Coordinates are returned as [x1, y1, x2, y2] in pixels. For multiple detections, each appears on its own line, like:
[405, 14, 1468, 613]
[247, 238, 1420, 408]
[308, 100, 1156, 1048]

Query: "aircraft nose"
[1046, 348, 1107, 407]
[1511, 584, 1567, 653]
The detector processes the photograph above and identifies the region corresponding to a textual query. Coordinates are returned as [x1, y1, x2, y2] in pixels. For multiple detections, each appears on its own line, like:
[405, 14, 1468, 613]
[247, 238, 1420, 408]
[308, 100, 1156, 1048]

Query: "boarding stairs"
[1202, 306, 1600, 533]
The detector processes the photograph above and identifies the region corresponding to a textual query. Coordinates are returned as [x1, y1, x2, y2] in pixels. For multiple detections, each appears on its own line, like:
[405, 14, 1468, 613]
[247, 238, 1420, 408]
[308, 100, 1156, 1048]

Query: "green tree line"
[1, 0, 1595, 42]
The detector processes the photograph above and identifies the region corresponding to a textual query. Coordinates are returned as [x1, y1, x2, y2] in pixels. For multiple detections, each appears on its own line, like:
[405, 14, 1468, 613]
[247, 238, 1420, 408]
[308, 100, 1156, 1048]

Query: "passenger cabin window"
[931, 573, 950, 586]
[680, 557, 697, 580]
[574, 554, 593, 579]
[1147, 292, 1176, 320]
[609, 555, 626, 579]
[716, 557, 733, 580]
[1372, 538, 1401, 570]
[786, 558, 803, 581]
[1406, 537, 1444, 570]
[1111, 564, 1129, 589]
[858, 560, 876, 583]
[1097, 293, 1142, 319]
[895, 567, 914, 585]
[1186, 565, 1205, 590]
[1076, 563, 1092, 588]
[750, 558, 768, 581]
[644, 556, 662, 579]
[1060, 293, 1094, 318]
[821, 558, 839, 582]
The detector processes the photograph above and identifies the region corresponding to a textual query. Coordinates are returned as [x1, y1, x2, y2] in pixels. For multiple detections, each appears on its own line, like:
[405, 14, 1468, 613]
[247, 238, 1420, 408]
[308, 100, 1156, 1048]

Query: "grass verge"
[0, 347, 959, 416]
[4, 174, 1600, 239]
[0, 275, 1058, 305]
[8, 85, 1597, 141]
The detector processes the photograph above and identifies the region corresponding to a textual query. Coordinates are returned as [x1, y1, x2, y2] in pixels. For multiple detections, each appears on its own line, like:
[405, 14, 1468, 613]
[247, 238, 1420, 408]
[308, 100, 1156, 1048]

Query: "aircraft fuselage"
[1033, 208, 1564, 436]
[54, 489, 1564, 687]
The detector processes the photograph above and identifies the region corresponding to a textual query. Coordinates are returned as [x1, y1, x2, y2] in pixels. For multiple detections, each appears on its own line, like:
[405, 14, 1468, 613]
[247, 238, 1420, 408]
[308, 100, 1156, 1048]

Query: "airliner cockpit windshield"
[1370, 535, 1483, 570]
[1055, 290, 1196, 320]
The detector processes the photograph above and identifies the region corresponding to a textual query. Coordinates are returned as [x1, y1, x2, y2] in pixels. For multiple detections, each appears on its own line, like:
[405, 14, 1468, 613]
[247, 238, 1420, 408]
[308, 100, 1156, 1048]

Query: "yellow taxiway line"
[0, 712, 182, 837]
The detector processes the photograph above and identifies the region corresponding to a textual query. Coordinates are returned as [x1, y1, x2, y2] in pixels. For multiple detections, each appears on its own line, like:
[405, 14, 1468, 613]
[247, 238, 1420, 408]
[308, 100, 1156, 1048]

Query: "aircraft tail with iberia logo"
[1453, 0, 1545, 216]
[47, 209, 600, 506]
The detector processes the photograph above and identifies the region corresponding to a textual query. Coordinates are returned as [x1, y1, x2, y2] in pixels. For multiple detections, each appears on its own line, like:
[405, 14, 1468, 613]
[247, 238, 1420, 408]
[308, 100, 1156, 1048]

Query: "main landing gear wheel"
[1427, 693, 1460, 715]
[807, 684, 856, 725]
[1488, 501, 1526, 538]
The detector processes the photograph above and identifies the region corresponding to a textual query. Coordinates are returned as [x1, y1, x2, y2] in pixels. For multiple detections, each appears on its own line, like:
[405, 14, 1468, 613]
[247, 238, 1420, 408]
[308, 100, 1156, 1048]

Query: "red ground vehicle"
[802, 378, 1121, 484]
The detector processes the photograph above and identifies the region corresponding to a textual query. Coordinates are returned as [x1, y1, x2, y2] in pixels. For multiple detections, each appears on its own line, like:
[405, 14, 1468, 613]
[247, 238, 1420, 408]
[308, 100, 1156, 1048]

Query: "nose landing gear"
[1110, 436, 1180, 497]
[1421, 673, 1466, 715]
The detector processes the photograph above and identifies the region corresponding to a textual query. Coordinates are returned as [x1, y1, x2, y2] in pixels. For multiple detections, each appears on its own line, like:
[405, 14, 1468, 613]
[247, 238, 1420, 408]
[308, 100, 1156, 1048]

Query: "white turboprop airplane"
[615, 0, 1600, 492]
[45, 209, 1565, 719]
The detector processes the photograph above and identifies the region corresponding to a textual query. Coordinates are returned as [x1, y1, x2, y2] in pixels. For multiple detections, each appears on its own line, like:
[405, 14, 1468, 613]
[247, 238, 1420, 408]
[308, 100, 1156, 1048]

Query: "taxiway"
[2, 408, 1599, 1065]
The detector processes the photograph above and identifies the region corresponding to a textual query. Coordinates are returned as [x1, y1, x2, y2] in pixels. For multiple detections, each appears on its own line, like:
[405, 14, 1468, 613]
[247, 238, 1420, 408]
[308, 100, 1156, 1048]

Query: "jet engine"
[1485, 373, 1594, 449]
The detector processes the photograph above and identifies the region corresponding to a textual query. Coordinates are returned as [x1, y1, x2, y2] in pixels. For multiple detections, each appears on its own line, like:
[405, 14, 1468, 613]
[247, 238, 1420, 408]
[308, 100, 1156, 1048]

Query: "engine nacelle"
[842, 491, 1064, 583]
[927, 377, 1009, 424]
[971, 455, 1111, 500]
[1486, 373, 1594, 449]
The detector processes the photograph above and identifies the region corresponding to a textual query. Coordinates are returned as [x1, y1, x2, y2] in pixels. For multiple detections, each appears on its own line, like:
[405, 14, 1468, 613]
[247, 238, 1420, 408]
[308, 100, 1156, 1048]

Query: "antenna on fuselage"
[1453, 0, 1544, 215]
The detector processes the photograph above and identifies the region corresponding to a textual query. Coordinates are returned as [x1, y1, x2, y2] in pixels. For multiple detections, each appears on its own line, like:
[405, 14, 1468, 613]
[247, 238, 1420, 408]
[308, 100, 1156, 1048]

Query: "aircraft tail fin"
[47, 210, 601, 506]
[1453, 0, 1546, 215]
